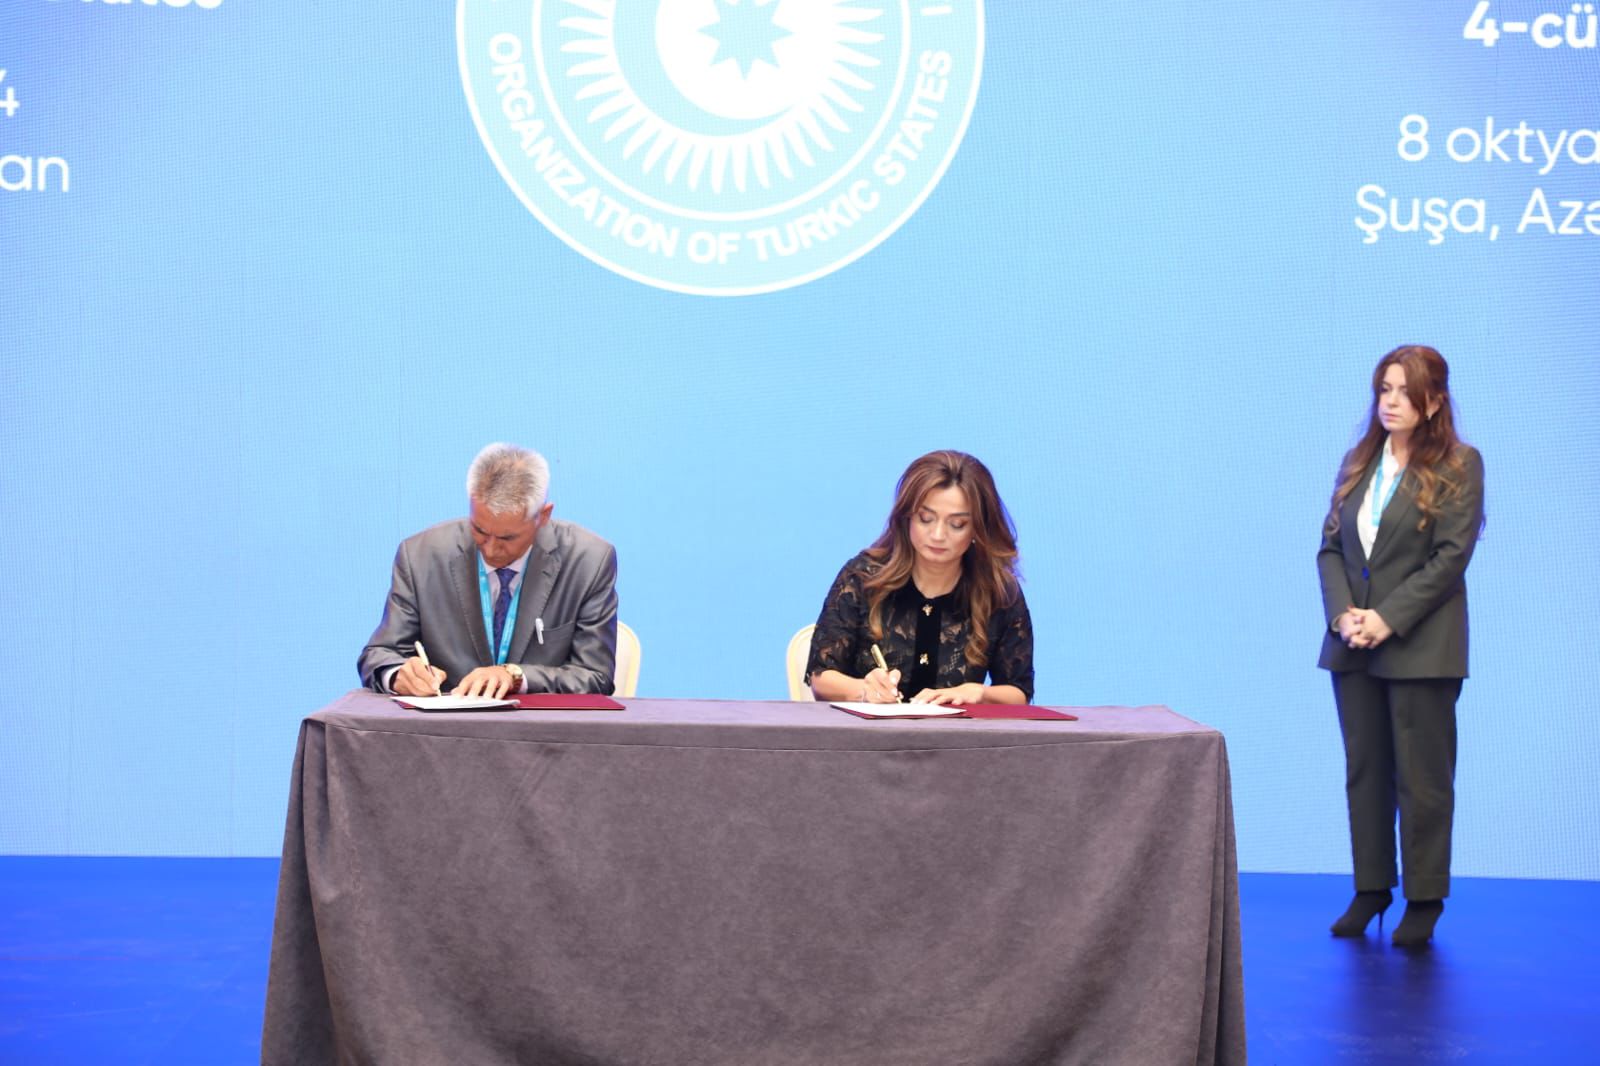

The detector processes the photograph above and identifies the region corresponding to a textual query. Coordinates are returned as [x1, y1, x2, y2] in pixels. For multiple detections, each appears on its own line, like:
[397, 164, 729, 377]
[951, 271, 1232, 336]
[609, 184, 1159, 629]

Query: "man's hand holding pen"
[393, 641, 446, 697]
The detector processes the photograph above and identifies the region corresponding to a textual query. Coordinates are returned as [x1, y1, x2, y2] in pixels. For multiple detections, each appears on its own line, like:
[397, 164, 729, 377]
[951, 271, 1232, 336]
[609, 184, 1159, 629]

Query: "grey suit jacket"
[358, 517, 618, 694]
[1317, 445, 1484, 679]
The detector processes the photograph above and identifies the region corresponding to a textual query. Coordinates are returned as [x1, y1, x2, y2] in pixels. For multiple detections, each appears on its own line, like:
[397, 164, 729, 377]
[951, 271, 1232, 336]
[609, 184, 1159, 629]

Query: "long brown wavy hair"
[1328, 345, 1471, 533]
[862, 450, 1021, 668]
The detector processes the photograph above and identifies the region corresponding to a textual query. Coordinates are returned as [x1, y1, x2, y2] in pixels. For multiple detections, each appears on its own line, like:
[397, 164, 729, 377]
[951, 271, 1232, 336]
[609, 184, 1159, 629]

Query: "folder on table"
[393, 694, 627, 712]
[393, 695, 517, 712]
[955, 704, 1077, 721]
[831, 702, 964, 720]
[515, 694, 626, 711]
[832, 702, 1076, 721]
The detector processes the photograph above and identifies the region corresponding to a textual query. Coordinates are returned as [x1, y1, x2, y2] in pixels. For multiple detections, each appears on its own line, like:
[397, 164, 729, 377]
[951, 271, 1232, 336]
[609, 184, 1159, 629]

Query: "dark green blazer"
[1317, 445, 1484, 679]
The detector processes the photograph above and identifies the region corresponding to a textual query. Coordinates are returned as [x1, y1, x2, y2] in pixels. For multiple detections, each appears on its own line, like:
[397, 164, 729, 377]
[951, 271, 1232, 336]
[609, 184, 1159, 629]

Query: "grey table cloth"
[263, 694, 1245, 1065]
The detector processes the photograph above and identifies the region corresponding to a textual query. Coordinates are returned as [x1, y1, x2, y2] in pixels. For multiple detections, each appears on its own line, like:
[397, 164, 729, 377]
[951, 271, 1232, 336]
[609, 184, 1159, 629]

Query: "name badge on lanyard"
[1369, 451, 1403, 532]
[478, 559, 522, 665]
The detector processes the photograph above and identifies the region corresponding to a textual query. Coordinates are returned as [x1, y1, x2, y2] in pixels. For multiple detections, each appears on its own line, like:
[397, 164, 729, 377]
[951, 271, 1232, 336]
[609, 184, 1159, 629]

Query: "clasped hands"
[862, 668, 986, 706]
[1337, 607, 1393, 650]
[392, 657, 519, 699]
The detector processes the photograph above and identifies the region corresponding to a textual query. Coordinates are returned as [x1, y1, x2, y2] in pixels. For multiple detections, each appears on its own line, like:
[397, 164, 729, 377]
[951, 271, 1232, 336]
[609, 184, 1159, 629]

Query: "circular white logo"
[458, 0, 983, 296]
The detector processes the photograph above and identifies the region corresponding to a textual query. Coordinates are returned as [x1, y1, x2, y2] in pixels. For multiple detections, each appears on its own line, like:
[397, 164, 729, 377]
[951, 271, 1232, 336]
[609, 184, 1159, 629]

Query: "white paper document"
[392, 695, 517, 711]
[831, 702, 965, 718]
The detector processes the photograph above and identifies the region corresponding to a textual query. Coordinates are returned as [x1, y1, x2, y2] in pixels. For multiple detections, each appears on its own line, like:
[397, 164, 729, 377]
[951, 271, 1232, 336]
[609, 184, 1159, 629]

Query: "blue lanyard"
[1368, 451, 1403, 531]
[477, 559, 523, 665]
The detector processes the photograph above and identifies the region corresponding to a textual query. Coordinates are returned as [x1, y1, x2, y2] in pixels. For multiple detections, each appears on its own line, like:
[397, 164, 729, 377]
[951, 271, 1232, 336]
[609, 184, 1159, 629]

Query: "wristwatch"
[503, 663, 524, 690]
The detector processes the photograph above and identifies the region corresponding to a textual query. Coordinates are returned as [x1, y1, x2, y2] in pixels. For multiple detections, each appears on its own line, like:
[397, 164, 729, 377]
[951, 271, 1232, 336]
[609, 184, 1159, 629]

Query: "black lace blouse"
[806, 552, 1035, 701]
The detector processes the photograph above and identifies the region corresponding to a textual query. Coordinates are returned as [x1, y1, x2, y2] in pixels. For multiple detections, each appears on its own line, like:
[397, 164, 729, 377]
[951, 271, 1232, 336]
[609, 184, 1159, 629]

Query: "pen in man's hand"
[414, 641, 442, 697]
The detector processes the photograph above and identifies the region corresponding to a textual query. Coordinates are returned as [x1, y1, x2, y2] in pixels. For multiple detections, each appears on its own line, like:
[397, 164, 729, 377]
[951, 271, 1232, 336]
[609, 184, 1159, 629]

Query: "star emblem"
[699, 0, 791, 79]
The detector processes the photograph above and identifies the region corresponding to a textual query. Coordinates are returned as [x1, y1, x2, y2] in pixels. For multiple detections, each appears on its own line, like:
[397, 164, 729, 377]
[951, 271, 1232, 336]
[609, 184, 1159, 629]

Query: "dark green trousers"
[1332, 672, 1462, 901]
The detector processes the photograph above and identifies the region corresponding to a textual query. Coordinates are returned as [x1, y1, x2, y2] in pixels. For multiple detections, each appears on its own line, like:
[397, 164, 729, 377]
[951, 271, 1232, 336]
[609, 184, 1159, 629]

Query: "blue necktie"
[492, 567, 515, 660]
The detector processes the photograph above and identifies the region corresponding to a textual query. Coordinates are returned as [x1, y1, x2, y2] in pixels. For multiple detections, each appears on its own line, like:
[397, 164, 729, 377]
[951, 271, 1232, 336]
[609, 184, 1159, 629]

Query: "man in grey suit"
[359, 443, 618, 697]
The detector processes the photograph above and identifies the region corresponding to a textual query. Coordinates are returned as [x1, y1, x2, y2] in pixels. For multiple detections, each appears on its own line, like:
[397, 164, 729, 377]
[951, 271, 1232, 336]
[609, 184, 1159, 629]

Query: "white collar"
[480, 547, 533, 580]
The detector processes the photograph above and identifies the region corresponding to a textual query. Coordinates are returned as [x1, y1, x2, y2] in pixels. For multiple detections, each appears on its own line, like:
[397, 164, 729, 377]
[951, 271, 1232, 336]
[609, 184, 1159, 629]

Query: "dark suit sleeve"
[1374, 447, 1485, 639]
[518, 543, 618, 695]
[1317, 488, 1356, 632]
[357, 542, 421, 692]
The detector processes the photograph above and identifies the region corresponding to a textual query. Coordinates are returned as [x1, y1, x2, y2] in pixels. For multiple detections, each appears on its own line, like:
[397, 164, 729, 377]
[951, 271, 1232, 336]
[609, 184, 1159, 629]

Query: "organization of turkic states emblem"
[458, 0, 983, 296]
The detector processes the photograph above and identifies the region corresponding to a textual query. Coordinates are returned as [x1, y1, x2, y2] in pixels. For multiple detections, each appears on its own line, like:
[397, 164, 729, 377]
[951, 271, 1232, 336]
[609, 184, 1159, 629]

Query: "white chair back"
[613, 621, 641, 698]
[786, 624, 816, 701]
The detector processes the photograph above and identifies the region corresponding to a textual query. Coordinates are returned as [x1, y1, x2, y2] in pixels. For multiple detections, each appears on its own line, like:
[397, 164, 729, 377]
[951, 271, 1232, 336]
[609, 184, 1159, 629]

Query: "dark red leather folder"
[514, 694, 626, 711]
[954, 704, 1077, 720]
[833, 703, 1076, 721]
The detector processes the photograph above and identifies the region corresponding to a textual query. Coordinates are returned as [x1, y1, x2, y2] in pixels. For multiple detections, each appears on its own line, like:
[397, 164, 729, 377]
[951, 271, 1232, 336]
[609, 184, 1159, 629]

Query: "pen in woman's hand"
[870, 644, 903, 702]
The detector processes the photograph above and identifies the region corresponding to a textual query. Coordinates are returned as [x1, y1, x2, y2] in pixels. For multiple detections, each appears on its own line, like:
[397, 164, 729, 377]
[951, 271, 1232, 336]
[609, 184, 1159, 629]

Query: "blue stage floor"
[1, 859, 1596, 1064]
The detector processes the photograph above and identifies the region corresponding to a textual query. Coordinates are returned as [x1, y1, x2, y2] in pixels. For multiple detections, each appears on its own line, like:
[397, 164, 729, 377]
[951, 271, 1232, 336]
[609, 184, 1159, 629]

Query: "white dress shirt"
[1356, 435, 1403, 561]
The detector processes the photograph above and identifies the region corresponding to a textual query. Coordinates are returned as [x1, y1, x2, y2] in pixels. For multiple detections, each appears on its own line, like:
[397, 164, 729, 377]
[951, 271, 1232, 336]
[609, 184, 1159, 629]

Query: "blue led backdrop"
[2, 2, 1597, 878]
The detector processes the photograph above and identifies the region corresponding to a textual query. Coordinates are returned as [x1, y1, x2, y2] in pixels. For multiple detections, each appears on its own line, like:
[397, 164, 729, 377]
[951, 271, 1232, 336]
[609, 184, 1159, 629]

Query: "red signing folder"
[833, 703, 1076, 721]
[953, 704, 1077, 721]
[514, 693, 626, 711]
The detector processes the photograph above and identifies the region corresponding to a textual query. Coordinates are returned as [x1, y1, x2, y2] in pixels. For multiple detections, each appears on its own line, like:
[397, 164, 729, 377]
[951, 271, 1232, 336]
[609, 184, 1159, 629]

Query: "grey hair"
[466, 443, 550, 518]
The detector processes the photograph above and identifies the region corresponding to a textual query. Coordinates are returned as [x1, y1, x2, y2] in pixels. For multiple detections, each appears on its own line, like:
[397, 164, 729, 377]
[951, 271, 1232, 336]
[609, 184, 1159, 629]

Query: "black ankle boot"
[1330, 889, 1393, 937]
[1391, 900, 1444, 947]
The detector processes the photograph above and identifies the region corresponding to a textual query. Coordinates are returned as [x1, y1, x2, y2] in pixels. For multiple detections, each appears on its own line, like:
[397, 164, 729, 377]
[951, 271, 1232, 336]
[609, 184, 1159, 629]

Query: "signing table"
[262, 694, 1245, 1065]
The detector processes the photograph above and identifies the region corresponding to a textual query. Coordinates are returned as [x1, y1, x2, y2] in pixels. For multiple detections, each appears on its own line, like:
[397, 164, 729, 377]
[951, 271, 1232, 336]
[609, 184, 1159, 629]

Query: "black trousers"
[1332, 671, 1462, 901]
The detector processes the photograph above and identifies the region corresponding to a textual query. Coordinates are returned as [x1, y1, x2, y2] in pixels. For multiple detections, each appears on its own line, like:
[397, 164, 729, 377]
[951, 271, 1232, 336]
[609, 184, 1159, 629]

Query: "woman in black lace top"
[806, 451, 1034, 705]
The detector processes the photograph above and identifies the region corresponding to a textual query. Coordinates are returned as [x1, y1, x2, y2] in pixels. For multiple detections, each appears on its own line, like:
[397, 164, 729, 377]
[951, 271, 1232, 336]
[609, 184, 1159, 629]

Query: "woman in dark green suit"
[1317, 345, 1485, 947]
